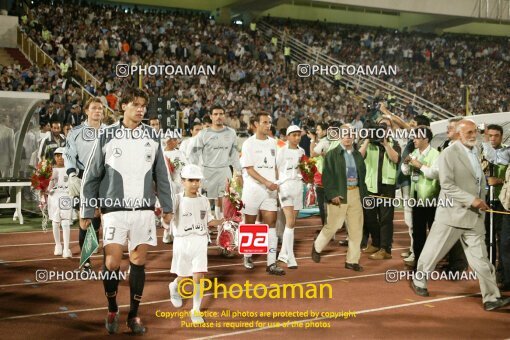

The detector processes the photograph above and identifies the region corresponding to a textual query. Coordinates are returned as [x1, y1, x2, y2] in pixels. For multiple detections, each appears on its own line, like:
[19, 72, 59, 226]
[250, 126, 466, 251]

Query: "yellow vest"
[365, 143, 397, 193]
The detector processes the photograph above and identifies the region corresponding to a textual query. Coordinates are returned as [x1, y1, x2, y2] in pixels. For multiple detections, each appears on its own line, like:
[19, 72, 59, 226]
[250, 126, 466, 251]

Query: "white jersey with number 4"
[240, 135, 277, 188]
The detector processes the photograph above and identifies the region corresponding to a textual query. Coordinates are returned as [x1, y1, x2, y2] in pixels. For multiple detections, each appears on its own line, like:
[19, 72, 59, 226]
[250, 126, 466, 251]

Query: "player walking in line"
[276, 125, 305, 269]
[189, 105, 242, 220]
[80, 88, 173, 335]
[64, 98, 105, 271]
[240, 112, 284, 275]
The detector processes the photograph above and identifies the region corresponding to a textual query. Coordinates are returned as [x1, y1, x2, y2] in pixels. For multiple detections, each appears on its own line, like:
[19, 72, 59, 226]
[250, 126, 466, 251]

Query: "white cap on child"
[54, 147, 65, 154]
[180, 164, 204, 179]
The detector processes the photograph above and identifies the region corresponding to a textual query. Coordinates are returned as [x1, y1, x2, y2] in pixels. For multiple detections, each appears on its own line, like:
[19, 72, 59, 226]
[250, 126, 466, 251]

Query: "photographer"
[401, 126, 440, 269]
[359, 117, 401, 260]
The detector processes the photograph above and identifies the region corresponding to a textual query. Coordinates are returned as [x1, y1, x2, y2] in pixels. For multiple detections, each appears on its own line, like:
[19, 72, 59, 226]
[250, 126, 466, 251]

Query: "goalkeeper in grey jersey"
[189, 105, 242, 219]
[64, 98, 105, 271]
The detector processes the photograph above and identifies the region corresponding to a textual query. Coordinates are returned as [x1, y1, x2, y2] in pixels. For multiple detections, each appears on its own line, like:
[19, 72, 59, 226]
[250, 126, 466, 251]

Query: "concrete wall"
[261, 4, 510, 36]
[0, 15, 17, 48]
[314, 0, 510, 21]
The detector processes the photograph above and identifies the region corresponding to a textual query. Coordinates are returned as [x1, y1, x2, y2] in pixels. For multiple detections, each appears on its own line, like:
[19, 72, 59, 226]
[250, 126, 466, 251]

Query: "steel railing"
[258, 21, 455, 121]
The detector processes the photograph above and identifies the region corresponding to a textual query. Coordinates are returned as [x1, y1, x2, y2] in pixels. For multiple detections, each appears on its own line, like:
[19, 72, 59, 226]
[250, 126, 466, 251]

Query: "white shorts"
[171, 235, 208, 277]
[279, 181, 304, 210]
[242, 184, 278, 216]
[48, 193, 72, 222]
[202, 167, 231, 199]
[102, 210, 157, 251]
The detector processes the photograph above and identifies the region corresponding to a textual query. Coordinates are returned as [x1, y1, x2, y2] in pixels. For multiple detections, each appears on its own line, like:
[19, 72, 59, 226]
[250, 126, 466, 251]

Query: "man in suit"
[411, 120, 510, 311]
[311, 124, 367, 271]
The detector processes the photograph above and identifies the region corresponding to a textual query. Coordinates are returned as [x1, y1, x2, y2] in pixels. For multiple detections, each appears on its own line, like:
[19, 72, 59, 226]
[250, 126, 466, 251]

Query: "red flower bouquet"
[31, 159, 53, 230]
[298, 155, 317, 184]
[222, 178, 243, 223]
[31, 159, 53, 192]
[217, 179, 244, 252]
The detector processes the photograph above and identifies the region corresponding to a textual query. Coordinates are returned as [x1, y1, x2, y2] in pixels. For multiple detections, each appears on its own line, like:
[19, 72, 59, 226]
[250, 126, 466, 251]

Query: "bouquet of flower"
[31, 159, 53, 192]
[30, 159, 53, 230]
[217, 179, 244, 252]
[222, 178, 243, 222]
[298, 155, 317, 184]
[217, 220, 239, 253]
[165, 156, 186, 175]
[305, 183, 317, 207]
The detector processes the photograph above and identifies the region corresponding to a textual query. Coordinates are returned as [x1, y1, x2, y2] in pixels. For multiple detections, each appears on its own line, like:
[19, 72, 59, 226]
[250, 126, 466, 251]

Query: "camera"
[364, 120, 387, 144]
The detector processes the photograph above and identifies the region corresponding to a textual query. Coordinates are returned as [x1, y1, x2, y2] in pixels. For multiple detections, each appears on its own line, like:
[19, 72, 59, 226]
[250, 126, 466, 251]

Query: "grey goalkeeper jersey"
[189, 126, 241, 170]
[80, 120, 173, 218]
[64, 121, 106, 176]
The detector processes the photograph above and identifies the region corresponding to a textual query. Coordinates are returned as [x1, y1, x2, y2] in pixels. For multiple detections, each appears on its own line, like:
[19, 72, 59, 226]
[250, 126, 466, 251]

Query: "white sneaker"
[54, 244, 63, 256]
[190, 309, 204, 324]
[163, 230, 172, 244]
[277, 254, 288, 264]
[287, 257, 298, 269]
[63, 249, 72, 258]
[169, 282, 182, 308]
[404, 254, 415, 262]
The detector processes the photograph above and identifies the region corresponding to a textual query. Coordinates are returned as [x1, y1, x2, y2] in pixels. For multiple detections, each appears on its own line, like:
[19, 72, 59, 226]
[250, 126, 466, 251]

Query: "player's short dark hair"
[202, 115, 212, 125]
[414, 114, 430, 127]
[210, 105, 225, 114]
[486, 124, 503, 135]
[119, 88, 149, 110]
[255, 112, 271, 122]
[148, 115, 159, 122]
[279, 128, 287, 136]
[414, 126, 433, 143]
[50, 119, 61, 127]
[270, 125, 276, 136]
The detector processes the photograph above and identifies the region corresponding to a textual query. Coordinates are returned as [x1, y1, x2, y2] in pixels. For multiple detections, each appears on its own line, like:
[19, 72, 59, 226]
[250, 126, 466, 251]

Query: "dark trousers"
[363, 185, 395, 253]
[412, 206, 436, 264]
[500, 211, 510, 286]
[316, 186, 327, 226]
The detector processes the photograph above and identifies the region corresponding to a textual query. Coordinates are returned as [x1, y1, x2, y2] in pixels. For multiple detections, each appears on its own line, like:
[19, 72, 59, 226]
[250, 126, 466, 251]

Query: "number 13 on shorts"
[238, 224, 269, 254]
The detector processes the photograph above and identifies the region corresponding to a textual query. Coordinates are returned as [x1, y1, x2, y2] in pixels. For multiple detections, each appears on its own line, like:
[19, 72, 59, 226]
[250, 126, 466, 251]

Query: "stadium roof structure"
[105, 0, 510, 36]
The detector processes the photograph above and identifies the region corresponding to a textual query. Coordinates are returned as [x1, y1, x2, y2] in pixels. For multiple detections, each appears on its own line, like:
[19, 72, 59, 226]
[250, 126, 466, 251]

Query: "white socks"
[192, 283, 202, 311]
[52, 221, 61, 246]
[279, 227, 296, 265]
[267, 228, 277, 266]
[61, 220, 70, 251]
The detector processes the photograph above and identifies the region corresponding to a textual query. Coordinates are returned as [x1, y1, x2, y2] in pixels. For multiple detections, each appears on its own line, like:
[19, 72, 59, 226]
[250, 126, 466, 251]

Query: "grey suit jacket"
[435, 141, 487, 229]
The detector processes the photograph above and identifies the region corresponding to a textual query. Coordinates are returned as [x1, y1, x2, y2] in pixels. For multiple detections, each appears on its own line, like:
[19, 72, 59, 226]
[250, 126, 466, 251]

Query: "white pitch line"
[0, 241, 79, 248]
[0, 246, 409, 289]
[0, 237, 317, 264]
[0, 270, 407, 321]
[190, 293, 478, 340]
